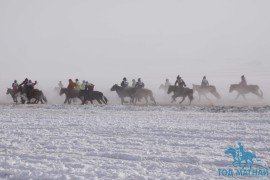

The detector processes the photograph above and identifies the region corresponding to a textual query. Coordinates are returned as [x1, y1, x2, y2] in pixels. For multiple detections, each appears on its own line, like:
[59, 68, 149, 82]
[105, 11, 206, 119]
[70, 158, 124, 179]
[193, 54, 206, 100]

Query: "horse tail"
[259, 89, 264, 98]
[188, 89, 194, 101]
[214, 92, 221, 99]
[41, 91, 47, 103]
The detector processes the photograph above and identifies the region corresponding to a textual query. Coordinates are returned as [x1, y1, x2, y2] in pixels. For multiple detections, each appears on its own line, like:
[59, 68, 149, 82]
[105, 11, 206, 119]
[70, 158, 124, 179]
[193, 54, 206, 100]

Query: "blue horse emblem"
[225, 143, 257, 169]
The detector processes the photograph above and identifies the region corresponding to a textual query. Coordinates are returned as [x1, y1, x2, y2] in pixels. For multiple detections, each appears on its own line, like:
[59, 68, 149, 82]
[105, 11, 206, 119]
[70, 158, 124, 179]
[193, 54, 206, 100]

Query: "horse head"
[59, 88, 65, 96]
[110, 84, 119, 91]
[229, 84, 235, 93]
[6, 88, 11, 95]
[225, 147, 236, 157]
[167, 86, 174, 94]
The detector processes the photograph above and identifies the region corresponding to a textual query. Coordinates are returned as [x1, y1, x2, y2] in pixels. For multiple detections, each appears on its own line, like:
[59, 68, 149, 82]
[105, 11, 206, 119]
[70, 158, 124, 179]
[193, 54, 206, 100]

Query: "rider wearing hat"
[131, 79, 136, 88]
[135, 78, 145, 89]
[121, 77, 129, 88]
[201, 76, 209, 87]
[165, 79, 171, 89]
[175, 75, 186, 88]
[239, 75, 247, 86]
[75, 79, 81, 89]
[12, 80, 18, 92]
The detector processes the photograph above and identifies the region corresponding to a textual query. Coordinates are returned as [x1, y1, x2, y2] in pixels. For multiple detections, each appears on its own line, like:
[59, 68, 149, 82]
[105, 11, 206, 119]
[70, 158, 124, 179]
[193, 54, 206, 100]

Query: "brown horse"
[229, 84, 263, 100]
[6, 88, 27, 104]
[59, 88, 81, 104]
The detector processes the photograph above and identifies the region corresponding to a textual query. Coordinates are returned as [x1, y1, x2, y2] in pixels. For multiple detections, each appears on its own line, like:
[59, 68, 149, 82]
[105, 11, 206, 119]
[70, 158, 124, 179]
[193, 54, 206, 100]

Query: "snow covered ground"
[0, 104, 269, 179]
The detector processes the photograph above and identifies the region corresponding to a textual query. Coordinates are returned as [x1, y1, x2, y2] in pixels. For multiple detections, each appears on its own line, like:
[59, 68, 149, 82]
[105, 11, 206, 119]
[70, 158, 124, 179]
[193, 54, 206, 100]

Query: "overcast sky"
[0, 0, 269, 87]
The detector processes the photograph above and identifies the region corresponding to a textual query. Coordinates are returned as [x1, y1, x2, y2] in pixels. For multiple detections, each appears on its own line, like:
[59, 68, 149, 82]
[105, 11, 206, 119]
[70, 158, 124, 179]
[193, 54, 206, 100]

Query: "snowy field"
[0, 104, 269, 179]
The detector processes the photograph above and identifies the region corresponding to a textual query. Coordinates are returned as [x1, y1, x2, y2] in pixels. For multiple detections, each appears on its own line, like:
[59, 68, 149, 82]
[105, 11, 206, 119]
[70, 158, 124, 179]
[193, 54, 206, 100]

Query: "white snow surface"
[0, 104, 269, 179]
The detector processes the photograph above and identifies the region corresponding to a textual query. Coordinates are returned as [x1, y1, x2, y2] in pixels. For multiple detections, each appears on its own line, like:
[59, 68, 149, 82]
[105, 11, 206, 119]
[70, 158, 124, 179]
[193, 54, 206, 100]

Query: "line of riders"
[7, 75, 263, 105]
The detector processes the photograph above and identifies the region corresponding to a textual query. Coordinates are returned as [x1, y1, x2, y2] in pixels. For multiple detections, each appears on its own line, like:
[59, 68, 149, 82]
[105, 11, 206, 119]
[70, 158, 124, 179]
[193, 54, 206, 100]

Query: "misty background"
[0, 0, 269, 104]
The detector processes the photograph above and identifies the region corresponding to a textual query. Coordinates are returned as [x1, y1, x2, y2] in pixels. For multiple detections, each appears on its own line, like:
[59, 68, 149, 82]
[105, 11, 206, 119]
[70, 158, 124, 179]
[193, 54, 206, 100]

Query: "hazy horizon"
[1, 0, 269, 104]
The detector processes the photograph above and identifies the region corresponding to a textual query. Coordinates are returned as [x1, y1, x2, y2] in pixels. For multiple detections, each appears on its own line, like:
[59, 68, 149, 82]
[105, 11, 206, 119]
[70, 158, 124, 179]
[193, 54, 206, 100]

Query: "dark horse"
[192, 84, 221, 101]
[79, 90, 108, 105]
[29, 89, 47, 104]
[16, 86, 47, 104]
[167, 85, 194, 105]
[111, 84, 156, 105]
[59, 88, 81, 104]
[229, 84, 263, 100]
[6, 88, 26, 104]
[111, 84, 136, 104]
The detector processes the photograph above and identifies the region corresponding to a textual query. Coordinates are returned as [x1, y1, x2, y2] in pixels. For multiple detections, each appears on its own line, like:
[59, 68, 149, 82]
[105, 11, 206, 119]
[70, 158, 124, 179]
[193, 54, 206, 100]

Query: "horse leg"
[235, 93, 240, 100]
[179, 96, 186, 104]
[144, 97, 148, 105]
[150, 96, 156, 105]
[171, 95, 176, 103]
[101, 98, 106, 104]
[97, 99, 102, 104]
[204, 94, 211, 101]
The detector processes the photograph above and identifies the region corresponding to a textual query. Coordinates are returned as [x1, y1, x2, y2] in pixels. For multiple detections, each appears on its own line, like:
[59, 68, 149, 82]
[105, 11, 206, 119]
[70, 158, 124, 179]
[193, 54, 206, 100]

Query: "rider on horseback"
[135, 78, 145, 89]
[175, 75, 186, 88]
[121, 77, 129, 88]
[75, 79, 81, 90]
[12, 80, 18, 92]
[81, 80, 86, 90]
[236, 142, 244, 161]
[58, 81, 64, 88]
[82, 81, 94, 100]
[239, 75, 247, 87]
[165, 79, 171, 89]
[201, 76, 209, 88]
[19, 78, 29, 93]
[131, 79, 136, 88]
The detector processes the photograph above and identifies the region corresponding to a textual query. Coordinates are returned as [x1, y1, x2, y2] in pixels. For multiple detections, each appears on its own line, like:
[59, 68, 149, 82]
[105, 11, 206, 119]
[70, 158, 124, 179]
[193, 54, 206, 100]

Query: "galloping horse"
[229, 84, 263, 100]
[110, 84, 136, 104]
[167, 86, 194, 105]
[59, 88, 81, 104]
[192, 84, 221, 101]
[133, 88, 156, 105]
[79, 90, 108, 105]
[6, 88, 26, 104]
[111, 84, 156, 105]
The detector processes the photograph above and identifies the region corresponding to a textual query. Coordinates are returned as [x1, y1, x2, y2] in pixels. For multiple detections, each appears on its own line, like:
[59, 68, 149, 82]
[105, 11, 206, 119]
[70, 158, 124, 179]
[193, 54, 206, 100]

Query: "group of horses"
[6, 86, 47, 104]
[6, 81, 264, 105]
[159, 83, 263, 104]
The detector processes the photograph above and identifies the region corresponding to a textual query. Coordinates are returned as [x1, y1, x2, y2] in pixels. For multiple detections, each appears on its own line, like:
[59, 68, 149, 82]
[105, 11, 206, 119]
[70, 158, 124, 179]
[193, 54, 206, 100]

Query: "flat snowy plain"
[0, 104, 269, 179]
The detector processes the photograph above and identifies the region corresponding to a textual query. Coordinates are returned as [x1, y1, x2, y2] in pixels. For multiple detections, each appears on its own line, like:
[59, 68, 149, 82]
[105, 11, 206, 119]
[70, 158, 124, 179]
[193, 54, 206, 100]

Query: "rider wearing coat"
[239, 75, 247, 86]
[121, 77, 129, 88]
[175, 75, 186, 88]
[201, 76, 209, 87]
[135, 78, 144, 88]
[12, 80, 18, 92]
